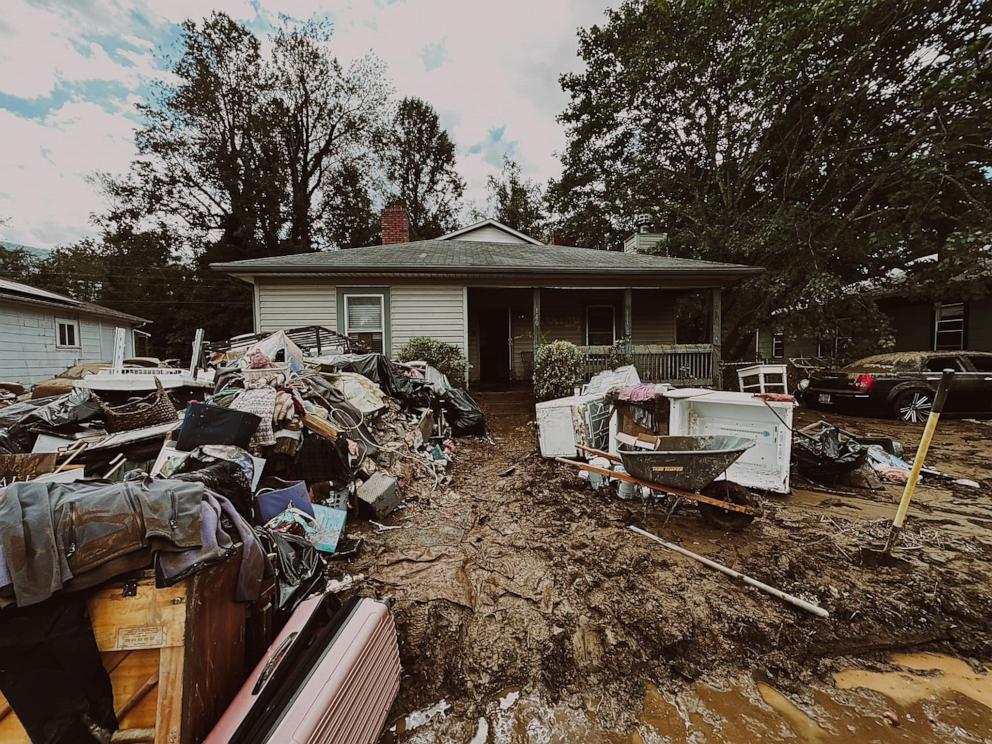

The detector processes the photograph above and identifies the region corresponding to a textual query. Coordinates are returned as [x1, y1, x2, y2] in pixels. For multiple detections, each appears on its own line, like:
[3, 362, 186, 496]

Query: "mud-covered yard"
[343, 394, 992, 743]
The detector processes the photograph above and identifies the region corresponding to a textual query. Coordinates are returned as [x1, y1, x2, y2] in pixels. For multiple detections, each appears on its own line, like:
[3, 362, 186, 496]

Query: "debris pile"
[0, 327, 485, 743]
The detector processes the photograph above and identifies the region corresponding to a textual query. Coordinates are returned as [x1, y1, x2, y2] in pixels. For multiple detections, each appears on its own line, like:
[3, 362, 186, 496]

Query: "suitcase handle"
[252, 631, 298, 695]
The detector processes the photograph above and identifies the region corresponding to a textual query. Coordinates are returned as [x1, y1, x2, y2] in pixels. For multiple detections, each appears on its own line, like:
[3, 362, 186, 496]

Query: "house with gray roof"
[0, 276, 148, 386]
[213, 210, 761, 387]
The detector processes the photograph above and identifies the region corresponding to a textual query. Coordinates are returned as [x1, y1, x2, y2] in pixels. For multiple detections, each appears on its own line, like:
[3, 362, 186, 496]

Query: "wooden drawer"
[0, 554, 248, 744]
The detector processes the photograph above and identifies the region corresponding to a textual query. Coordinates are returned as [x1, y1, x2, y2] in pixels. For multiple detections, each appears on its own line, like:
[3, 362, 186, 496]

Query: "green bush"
[606, 337, 632, 369]
[397, 336, 468, 388]
[534, 340, 584, 401]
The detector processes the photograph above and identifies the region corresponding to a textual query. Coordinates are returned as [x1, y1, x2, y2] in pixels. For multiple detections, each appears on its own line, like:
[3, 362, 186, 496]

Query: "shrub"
[606, 337, 632, 369]
[534, 340, 584, 401]
[397, 336, 468, 388]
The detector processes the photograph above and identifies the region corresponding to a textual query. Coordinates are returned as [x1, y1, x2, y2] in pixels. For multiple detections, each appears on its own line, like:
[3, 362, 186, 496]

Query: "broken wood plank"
[303, 413, 339, 442]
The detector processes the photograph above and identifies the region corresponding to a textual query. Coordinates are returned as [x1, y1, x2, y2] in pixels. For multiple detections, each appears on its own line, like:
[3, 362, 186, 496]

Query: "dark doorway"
[479, 307, 511, 383]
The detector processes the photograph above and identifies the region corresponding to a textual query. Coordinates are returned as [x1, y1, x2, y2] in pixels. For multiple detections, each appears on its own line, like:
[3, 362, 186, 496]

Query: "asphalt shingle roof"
[211, 239, 761, 277]
[0, 276, 149, 324]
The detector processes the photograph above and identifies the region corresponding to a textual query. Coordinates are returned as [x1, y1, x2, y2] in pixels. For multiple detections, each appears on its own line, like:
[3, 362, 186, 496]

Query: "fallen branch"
[628, 525, 830, 618]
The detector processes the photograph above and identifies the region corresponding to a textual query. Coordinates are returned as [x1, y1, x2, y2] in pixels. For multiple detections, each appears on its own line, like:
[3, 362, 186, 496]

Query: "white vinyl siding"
[256, 281, 336, 332]
[391, 285, 466, 352]
[0, 302, 136, 385]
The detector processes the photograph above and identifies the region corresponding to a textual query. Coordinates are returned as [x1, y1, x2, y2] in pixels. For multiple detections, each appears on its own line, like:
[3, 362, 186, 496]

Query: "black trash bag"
[0, 594, 118, 744]
[794, 426, 866, 481]
[254, 528, 327, 622]
[444, 388, 486, 436]
[291, 433, 355, 485]
[312, 353, 436, 410]
[0, 390, 102, 453]
[171, 460, 254, 522]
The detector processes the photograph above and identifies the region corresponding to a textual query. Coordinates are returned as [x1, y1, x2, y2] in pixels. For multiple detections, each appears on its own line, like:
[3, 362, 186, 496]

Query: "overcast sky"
[0, 0, 612, 249]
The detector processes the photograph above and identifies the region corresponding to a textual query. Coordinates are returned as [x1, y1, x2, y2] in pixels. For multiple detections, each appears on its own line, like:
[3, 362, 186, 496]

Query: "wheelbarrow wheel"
[698, 481, 758, 531]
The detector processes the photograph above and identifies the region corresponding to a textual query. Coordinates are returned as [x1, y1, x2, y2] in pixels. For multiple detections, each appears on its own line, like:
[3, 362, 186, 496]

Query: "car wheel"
[893, 389, 933, 423]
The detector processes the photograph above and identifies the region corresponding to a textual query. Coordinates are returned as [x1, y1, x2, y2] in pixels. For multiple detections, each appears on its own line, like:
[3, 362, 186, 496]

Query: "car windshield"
[842, 354, 922, 372]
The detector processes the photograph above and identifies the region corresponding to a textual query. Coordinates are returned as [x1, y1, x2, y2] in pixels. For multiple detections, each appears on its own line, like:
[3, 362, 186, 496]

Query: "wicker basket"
[100, 378, 179, 433]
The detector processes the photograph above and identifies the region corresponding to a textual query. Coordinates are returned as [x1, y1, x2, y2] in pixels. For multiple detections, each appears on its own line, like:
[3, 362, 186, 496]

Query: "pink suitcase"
[206, 594, 401, 744]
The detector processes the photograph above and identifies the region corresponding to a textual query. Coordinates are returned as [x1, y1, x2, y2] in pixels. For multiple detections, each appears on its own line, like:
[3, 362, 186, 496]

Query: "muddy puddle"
[391, 653, 992, 743]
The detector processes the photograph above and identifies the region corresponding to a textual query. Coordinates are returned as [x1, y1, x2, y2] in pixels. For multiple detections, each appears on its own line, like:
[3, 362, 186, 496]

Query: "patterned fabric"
[231, 386, 278, 448]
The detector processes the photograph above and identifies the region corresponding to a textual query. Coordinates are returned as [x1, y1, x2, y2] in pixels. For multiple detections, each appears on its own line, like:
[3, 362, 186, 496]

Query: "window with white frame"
[934, 302, 965, 351]
[771, 332, 785, 358]
[586, 305, 615, 346]
[56, 318, 79, 348]
[344, 294, 385, 353]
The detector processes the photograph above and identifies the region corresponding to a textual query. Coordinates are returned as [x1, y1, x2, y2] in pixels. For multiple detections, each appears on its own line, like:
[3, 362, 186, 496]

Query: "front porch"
[466, 286, 722, 387]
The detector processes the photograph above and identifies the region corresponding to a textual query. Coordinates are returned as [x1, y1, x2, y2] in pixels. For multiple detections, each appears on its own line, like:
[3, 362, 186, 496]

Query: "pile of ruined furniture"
[0, 327, 484, 744]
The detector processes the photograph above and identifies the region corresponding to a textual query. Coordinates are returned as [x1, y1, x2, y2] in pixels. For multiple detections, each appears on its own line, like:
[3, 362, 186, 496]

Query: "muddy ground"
[340, 395, 992, 742]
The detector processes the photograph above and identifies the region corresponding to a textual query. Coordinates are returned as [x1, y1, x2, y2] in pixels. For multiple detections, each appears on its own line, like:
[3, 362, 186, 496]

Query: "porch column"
[532, 287, 541, 370]
[623, 288, 633, 353]
[711, 287, 722, 389]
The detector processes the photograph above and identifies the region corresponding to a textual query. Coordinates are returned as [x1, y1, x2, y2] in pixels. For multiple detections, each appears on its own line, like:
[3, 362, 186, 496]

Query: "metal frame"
[559, 447, 760, 517]
[933, 301, 965, 351]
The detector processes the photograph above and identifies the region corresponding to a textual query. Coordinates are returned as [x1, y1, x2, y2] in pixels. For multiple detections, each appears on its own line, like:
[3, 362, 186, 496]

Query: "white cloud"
[0, 101, 137, 247]
[0, 0, 612, 247]
[321, 0, 610, 210]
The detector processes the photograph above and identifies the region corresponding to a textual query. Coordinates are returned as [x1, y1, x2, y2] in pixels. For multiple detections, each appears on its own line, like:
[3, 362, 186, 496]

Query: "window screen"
[586, 305, 615, 346]
[934, 302, 964, 351]
[772, 333, 785, 358]
[345, 295, 384, 353]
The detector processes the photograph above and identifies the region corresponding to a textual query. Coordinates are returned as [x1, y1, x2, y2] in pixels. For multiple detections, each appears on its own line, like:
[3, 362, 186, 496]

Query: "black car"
[798, 351, 992, 422]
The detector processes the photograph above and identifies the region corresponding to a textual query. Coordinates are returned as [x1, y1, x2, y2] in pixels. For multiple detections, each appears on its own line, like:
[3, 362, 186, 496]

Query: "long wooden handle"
[891, 368, 954, 531]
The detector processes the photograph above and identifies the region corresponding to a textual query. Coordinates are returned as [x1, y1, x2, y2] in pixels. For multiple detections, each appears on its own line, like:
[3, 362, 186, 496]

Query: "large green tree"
[270, 19, 392, 251]
[550, 0, 992, 360]
[100, 12, 394, 342]
[384, 97, 465, 239]
[320, 161, 380, 248]
[482, 156, 547, 238]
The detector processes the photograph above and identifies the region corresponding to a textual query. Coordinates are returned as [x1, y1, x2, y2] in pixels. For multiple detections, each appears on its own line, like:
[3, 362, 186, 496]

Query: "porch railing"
[580, 344, 714, 386]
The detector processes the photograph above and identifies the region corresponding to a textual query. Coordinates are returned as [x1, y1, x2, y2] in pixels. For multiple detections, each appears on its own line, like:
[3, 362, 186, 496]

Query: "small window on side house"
[56, 318, 79, 348]
[586, 305, 615, 346]
[344, 294, 385, 353]
[771, 332, 785, 359]
[934, 302, 964, 351]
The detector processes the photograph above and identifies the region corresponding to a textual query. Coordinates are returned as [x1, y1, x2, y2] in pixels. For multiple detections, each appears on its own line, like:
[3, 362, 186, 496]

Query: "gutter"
[210, 264, 765, 279]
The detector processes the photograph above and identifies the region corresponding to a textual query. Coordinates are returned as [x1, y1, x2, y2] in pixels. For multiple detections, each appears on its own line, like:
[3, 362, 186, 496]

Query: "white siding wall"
[0, 302, 136, 385]
[256, 281, 336, 332]
[391, 286, 466, 352]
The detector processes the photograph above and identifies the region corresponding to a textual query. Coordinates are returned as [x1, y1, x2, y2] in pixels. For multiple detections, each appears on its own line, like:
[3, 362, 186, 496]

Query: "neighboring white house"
[0, 277, 148, 386]
[214, 211, 761, 387]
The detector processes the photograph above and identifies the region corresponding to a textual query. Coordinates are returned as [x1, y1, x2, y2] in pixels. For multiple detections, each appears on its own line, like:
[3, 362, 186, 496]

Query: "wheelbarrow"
[558, 434, 761, 530]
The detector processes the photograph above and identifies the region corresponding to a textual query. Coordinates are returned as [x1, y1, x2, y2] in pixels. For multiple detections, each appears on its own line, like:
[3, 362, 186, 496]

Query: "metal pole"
[629, 525, 829, 618]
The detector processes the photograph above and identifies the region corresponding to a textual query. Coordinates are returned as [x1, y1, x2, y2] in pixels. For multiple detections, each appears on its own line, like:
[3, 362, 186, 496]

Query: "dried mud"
[339, 399, 992, 741]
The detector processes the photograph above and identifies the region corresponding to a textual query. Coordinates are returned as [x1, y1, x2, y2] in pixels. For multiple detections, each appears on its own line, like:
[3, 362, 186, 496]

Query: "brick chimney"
[381, 205, 410, 245]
